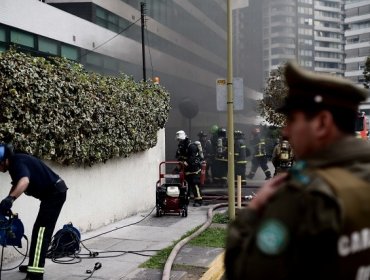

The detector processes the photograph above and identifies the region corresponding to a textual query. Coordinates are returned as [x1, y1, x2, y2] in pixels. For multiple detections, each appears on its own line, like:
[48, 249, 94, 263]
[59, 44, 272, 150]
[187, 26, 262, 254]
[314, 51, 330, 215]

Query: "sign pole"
[227, 0, 235, 220]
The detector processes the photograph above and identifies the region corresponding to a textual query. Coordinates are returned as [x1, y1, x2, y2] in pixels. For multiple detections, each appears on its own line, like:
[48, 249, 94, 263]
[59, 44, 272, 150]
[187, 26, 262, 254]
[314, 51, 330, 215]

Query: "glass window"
[103, 56, 118, 71]
[86, 52, 102, 66]
[61, 45, 78, 61]
[39, 37, 58, 55]
[0, 45, 5, 52]
[0, 28, 5, 42]
[10, 30, 34, 48]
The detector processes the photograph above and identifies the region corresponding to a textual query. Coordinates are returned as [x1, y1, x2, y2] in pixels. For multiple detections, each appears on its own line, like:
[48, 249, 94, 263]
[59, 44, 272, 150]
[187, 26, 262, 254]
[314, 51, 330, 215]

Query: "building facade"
[344, 0, 370, 85]
[1, 0, 263, 160]
[261, 0, 345, 81]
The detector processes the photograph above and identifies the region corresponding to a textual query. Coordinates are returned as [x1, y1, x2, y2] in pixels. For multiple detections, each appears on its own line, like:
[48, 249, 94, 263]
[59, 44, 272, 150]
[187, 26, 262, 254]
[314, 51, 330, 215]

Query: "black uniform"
[175, 138, 203, 206]
[213, 128, 228, 183]
[247, 133, 271, 180]
[9, 154, 67, 280]
[234, 131, 248, 184]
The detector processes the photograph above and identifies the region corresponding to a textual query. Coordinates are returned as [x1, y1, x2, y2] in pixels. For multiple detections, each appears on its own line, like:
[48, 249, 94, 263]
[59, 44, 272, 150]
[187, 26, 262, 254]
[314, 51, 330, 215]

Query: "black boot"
[265, 171, 272, 180]
[19, 265, 28, 273]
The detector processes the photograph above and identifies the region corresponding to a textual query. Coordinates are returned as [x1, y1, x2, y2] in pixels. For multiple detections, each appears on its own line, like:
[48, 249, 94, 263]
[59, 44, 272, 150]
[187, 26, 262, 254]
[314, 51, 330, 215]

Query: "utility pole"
[140, 2, 146, 81]
[227, 0, 235, 220]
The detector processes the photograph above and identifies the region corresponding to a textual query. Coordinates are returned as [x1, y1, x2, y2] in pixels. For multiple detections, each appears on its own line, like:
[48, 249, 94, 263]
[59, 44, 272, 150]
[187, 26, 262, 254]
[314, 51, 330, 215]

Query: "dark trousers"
[186, 173, 202, 201]
[235, 163, 247, 183]
[27, 191, 67, 277]
[248, 156, 271, 179]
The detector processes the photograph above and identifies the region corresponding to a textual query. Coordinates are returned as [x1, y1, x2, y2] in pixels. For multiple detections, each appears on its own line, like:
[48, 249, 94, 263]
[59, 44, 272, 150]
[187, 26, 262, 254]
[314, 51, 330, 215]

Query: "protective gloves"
[0, 196, 15, 215]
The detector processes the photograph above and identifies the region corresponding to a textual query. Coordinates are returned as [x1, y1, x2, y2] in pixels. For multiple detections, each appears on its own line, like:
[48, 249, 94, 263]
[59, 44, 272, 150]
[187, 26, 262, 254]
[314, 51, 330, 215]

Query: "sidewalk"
[1, 204, 225, 280]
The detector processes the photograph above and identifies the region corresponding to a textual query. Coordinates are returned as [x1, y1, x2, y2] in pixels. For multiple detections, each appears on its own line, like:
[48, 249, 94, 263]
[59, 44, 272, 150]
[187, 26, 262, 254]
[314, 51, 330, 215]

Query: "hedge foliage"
[0, 48, 170, 166]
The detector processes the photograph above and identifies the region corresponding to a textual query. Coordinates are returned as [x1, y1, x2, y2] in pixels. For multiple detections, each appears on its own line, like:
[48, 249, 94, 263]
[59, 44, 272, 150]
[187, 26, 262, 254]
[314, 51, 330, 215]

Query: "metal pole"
[140, 2, 147, 81]
[227, 0, 235, 220]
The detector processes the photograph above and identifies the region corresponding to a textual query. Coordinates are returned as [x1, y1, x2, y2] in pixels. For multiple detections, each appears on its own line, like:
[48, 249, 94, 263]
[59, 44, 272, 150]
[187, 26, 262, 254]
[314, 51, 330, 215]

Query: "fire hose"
[161, 202, 228, 280]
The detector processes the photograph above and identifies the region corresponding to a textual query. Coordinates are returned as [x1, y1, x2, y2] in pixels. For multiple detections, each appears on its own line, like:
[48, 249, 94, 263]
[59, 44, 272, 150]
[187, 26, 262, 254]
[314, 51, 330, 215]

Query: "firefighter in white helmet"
[175, 130, 203, 207]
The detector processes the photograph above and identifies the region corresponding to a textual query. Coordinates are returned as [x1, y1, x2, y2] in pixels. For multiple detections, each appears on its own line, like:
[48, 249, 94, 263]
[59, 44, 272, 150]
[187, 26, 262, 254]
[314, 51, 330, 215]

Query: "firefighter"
[197, 131, 213, 183]
[175, 130, 203, 207]
[234, 130, 249, 185]
[213, 127, 228, 183]
[272, 137, 294, 176]
[246, 127, 272, 180]
[0, 144, 68, 280]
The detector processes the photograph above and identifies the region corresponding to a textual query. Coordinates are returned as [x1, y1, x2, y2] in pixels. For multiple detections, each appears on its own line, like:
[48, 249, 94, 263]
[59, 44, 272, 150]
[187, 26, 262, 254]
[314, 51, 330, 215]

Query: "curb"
[199, 251, 225, 280]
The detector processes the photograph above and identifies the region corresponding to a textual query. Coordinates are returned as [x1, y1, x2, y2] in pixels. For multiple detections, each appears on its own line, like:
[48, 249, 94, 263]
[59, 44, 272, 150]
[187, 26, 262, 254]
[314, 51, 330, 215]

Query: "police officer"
[175, 130, 203, 207]
[246, 127, 272, 180]
[234, 130, 249, 185]
[225, 61, 370, 280]
[271, 137, 294, 176]
[0, 144, 68, 280]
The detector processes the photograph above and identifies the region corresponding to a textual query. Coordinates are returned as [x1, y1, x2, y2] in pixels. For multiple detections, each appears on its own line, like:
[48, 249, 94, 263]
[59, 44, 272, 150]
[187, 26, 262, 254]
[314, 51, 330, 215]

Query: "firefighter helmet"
[234, 130, 244, 139]
[175, 130, 187, 141]
[210, 125, 219, 134]
[217, 128, 227, 137]
[198, 131, 207, 138]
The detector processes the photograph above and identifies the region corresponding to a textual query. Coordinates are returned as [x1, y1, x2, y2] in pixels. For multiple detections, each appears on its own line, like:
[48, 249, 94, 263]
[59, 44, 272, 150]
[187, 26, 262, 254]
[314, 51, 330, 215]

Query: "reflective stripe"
[27, 266, 44, 273]
[194, 185, 202, 199]
[185, 169, 201, 175]
[33, 227, 45, 270]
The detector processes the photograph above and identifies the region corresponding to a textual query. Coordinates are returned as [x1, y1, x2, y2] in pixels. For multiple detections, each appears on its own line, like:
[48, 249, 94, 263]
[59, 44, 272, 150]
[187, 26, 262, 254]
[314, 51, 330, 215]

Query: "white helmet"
[176, 130, 186, 141]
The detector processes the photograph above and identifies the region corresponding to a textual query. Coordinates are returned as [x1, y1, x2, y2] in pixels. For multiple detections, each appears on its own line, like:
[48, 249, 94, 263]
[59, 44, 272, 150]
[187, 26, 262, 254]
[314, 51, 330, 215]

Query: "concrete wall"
[0, 129, 165, 261]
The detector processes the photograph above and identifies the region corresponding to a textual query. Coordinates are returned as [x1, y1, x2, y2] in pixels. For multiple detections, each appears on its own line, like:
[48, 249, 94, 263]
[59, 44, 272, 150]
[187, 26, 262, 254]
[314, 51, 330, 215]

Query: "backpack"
[46, 223, 81, 259]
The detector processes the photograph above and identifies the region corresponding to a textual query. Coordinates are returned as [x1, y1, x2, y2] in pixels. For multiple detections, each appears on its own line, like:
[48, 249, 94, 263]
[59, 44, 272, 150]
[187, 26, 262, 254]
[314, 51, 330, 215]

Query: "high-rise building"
[344, 0, 370, 85]
[261, 0, 345, 81]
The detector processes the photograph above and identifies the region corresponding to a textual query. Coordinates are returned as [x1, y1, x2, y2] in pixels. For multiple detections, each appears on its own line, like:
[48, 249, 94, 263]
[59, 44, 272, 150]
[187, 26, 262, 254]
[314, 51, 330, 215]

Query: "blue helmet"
[0, 144, 13, 162]
[0, 145, 5, 162]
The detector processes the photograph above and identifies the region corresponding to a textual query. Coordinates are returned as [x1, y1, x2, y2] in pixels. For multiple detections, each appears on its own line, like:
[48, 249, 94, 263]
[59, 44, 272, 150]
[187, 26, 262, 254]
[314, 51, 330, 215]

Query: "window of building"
[86, 52, 102, 66]
[38, 37, 58, 55]
[359, 47, 370, 56]
[346, 49, 359, 58]
[359, 5, 370, 16]
[61, 45, 78, 61]
[103, 56, 118, 71]
[298, 7, 313, 15]
[0, 45, 5, 52]
[300, 60, 313, 67]
[0, 27, 5, 42]
[10, 30, 34, 48]
[347, 7, 359, 18]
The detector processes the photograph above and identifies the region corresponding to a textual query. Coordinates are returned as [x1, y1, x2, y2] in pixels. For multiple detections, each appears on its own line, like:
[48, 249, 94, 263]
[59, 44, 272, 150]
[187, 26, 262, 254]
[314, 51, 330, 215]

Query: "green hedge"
[0, 48, 170, 166]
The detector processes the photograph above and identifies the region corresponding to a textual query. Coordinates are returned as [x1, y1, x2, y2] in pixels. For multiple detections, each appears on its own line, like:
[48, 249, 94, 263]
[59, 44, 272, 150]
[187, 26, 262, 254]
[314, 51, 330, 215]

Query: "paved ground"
[0, 205, 223, 280]
[0, 162, 272, 280]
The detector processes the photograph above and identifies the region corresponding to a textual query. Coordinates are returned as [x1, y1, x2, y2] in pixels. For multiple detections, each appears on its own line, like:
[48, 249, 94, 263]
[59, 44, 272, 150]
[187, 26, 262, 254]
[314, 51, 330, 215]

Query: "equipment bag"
[46, 223, 81, 259]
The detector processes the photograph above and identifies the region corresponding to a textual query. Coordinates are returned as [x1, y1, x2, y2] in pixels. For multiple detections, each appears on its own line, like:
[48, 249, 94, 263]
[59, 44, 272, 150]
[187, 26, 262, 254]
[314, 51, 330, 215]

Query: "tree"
[363, 56, 370, 89]
[258, 64, 288, 127]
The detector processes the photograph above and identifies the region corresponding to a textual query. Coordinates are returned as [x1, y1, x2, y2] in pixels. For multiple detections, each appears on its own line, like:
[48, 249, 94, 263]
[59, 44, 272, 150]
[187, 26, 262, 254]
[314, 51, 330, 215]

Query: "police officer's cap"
[278, 61, 369, 114]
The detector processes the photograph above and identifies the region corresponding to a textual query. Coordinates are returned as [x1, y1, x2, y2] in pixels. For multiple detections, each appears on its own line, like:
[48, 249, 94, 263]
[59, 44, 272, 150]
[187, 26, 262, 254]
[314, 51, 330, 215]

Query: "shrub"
[0, 48, 170, 166]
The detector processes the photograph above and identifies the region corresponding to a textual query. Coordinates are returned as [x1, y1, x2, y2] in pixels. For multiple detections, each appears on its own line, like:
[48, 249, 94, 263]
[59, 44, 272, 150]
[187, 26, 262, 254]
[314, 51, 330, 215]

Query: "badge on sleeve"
[256, 219, 289, 255]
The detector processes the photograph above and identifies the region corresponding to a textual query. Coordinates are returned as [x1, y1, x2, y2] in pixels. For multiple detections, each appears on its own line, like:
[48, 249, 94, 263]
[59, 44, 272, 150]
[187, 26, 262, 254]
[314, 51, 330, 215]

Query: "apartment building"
[261, 0, 345, 81]
[344, 0, 370, 85]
